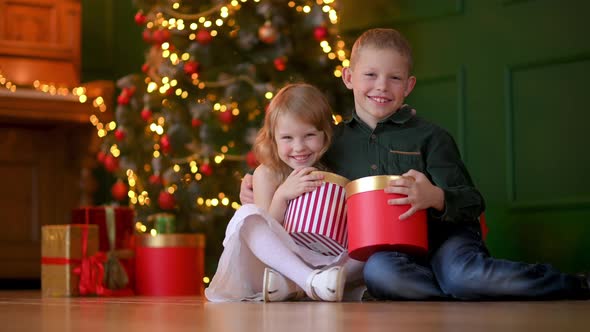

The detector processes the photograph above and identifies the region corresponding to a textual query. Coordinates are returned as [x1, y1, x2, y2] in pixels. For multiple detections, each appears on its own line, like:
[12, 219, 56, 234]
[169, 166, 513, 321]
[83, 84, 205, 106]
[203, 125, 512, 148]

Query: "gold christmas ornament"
[258, 21, 278, 44]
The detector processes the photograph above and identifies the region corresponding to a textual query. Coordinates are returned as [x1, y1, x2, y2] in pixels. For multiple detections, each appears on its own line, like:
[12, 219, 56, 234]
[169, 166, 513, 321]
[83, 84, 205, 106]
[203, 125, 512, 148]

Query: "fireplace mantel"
[0, 0, 114, 279]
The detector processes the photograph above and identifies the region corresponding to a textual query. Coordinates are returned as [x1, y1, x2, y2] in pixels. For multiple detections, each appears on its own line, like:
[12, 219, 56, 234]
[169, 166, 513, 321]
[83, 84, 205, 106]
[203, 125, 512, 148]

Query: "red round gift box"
[345, 175, 428, 261]
[136, 234, 205, 296]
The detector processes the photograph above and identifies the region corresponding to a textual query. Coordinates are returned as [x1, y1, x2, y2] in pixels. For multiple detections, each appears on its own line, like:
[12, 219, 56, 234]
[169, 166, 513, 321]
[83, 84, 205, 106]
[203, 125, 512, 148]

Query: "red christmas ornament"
[111, 180, 128, 201]
[126, 86, 137, 96]
[218, 110, 233, 124]
[258, 21, 278, 44]
[103, 154, 119, 173]
[158, 191, 176, 210]
[200, 163, 213, 176]
[134, 11, 147, 26]
[114, 129, 126, 141]
[142, 29, 152, 43]
[160, 134, 171, 153]
[191, 118, 203, 128]
[141, 108, 152, 122]
[97, 151, 106, 163]
[141, 63, 150, 73]
[245, 151, 259, 169]
[117, 93, 130, 105]
[152, 29, 171, 45]
[149, 174, 162, 185]
[183, 60, 200, 75]
[196, 29, 212, 45]
[313, 26, 329, 41]
[273, 57, 287, 71]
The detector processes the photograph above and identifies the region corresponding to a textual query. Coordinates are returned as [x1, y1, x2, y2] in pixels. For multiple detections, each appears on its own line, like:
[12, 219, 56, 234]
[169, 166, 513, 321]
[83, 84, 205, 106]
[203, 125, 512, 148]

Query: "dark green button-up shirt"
[323, 106, 484, 233]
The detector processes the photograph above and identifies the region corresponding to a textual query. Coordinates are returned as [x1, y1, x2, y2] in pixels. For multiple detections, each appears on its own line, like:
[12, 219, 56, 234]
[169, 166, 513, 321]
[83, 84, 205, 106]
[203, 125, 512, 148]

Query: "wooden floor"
[0, 291, 589, 331]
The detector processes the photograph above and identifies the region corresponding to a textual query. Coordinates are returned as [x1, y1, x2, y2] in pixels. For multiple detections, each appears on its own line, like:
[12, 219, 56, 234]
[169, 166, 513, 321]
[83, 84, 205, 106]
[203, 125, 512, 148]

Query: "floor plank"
[0, 291, 588, 331]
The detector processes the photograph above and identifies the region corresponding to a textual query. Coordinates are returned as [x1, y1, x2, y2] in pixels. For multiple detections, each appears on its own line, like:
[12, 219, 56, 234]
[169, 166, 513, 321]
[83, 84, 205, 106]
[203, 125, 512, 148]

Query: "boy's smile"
[342, 47, 416, 129]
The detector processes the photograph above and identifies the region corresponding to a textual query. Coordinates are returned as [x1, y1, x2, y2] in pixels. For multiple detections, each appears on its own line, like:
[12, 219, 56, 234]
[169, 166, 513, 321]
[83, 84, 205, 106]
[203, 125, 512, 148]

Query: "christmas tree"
[94, 0, 351, 274]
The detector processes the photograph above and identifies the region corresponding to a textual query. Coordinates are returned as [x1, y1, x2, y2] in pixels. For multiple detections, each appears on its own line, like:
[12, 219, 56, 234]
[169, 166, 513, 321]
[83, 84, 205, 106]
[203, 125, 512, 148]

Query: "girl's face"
[274, 112, 325, 169]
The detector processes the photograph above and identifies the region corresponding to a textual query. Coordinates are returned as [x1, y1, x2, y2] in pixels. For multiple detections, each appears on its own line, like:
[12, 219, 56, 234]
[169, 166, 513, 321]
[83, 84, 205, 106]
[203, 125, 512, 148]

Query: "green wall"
[81, 0, 590, 272]
[340, 0, 590, 272]
[81, 0, 144, 82]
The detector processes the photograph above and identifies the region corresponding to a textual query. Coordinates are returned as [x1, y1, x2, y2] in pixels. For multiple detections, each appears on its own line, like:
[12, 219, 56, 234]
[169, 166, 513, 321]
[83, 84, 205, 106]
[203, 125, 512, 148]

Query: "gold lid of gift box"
[345, 175, 414, 198]
[137, 233, 206, 248]
[311, 171, 350, 188]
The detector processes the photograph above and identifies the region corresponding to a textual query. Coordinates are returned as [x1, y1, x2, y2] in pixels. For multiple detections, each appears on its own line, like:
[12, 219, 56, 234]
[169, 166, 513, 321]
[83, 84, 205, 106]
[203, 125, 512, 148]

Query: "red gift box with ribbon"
[71, 206, 136, 294]
[41, 224, 102, 296]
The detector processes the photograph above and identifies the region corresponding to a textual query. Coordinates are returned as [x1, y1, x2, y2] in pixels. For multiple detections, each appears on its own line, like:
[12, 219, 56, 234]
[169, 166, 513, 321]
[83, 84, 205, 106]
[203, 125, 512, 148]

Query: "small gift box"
[283, 171, 350, 256]
[71, 206, 135, 293]
[147, 213, 176, 234]
[71, 207, 135, 252]
[41, 224, 99, 297]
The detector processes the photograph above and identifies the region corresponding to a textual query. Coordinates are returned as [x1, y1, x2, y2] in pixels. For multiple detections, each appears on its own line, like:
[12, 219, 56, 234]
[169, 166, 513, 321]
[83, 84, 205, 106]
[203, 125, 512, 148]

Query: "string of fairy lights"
[1, 0, 350, 225]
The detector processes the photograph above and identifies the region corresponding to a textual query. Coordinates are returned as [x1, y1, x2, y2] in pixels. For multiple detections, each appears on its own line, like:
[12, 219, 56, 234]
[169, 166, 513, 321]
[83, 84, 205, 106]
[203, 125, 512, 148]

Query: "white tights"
[239, 216, 365, 289]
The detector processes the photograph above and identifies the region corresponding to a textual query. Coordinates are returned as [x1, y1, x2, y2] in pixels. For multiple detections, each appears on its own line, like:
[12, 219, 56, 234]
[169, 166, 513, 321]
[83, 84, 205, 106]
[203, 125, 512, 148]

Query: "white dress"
[205, 204, 348, 302]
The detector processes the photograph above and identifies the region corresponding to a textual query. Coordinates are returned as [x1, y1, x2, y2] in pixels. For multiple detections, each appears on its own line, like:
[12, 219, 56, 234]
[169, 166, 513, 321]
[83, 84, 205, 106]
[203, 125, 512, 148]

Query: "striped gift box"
[283, 171, 350, 256]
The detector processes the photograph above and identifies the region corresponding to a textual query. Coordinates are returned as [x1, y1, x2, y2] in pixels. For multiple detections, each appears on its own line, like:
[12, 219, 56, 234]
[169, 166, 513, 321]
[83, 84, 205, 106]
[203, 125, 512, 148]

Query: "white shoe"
[305, 266, 346, 302]
[263, 268, 305, 302]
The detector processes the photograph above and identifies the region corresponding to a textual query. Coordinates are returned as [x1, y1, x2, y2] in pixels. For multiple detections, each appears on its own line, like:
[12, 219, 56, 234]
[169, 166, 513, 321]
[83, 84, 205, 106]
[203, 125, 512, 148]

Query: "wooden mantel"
[0, 82, 113, 124]
[0, 0, 114, 279]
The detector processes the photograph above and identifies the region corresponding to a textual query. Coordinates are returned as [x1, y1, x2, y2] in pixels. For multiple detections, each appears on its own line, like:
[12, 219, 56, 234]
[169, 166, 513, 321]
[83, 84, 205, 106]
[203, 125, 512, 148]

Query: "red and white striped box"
[283, 171, 350, 256]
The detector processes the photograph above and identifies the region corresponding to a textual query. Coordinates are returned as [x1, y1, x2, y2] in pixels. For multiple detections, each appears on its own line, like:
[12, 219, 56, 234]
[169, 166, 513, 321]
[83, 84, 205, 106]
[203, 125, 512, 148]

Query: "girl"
[205, 83, 352, 302]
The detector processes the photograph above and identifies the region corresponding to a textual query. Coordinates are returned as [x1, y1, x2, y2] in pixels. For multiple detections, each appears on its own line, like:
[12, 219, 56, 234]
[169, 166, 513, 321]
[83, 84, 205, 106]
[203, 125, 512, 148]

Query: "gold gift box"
[41, 224, 99, 297]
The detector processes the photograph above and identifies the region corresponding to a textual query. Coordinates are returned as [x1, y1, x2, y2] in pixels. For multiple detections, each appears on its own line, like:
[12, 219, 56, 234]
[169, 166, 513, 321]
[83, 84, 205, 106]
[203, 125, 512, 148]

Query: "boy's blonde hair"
[350, 28, 413, 72]
[253, 83, 334, 181]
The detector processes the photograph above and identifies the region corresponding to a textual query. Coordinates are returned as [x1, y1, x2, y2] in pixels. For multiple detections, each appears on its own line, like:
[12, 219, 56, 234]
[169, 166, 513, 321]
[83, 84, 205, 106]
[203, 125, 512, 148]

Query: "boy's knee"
[436, 263, 483, 299]
[363, 252, 397, 280]
[363, 252, 407, 297]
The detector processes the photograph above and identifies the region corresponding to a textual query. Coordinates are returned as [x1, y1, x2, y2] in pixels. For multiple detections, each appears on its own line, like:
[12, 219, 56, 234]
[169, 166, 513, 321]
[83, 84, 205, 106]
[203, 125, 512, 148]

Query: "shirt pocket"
[387, 149, 425, 175]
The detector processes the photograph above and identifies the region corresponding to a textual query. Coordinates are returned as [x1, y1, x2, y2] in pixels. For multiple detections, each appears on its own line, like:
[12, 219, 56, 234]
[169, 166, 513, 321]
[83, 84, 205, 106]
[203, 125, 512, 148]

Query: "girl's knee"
[239, 216, 266, 241]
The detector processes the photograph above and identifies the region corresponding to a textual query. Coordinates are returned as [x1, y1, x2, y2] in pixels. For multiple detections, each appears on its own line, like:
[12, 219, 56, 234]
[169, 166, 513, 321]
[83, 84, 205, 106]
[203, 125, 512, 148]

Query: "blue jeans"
[363, 224, 586, 300]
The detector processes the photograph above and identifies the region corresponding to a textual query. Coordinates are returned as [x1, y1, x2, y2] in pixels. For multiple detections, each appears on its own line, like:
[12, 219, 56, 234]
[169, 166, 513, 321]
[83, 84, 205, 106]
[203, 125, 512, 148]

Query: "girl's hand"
[240, 173, 254, 204]
[275, 167, 324, 202]
[384, 169, 444, 220]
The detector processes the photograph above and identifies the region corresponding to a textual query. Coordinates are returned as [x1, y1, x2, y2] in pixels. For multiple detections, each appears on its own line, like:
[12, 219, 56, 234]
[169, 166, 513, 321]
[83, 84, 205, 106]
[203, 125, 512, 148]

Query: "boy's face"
[342, 47, 416, 129]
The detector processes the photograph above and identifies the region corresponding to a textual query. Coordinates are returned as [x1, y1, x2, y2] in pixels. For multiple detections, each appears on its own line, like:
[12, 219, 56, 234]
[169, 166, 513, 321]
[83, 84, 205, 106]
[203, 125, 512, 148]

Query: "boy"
[241, 28, 589, 300]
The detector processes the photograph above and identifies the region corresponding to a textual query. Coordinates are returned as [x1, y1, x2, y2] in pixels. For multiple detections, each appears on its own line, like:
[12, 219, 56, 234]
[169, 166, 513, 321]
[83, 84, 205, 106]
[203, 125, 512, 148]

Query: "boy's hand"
[385, 169, 444, 220]
[240, 174, 254, 204]
[275, 167, 323, 202]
